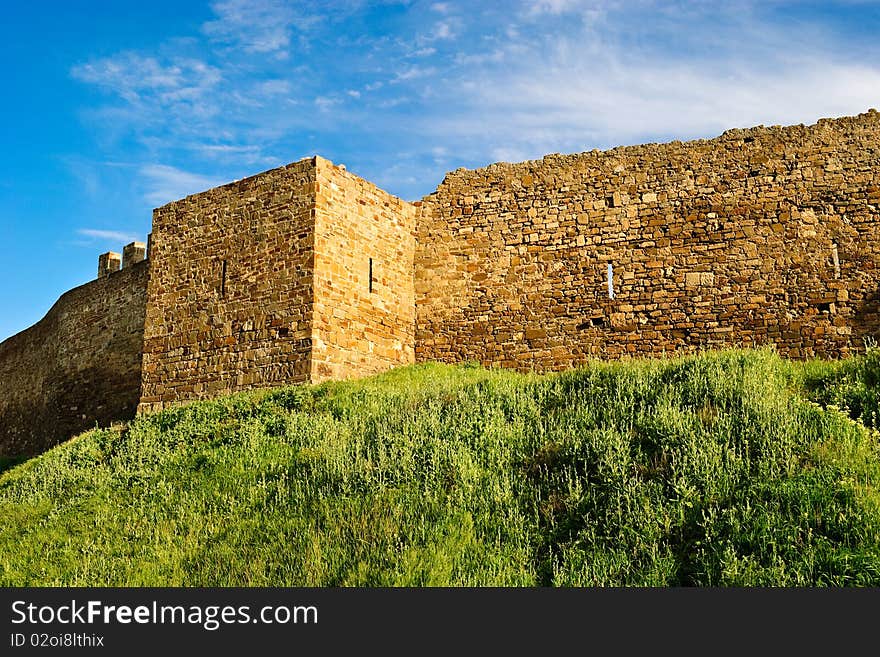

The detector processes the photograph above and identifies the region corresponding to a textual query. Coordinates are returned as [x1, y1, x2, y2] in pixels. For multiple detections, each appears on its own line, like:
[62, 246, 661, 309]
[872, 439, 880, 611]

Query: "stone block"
[98, 252, 121, 278]
[122, 242, 147, 268]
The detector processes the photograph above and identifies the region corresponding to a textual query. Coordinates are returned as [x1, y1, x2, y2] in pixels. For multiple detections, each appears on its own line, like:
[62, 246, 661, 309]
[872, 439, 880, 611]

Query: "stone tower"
[138, 156, 417, 413]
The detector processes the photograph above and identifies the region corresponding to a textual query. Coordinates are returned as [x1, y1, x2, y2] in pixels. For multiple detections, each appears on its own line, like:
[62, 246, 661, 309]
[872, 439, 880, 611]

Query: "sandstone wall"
[0, 262, 148, 457]
[139, 160, 317, 412]
[310, 158, 417, 382]
[415, 110, 880, 369]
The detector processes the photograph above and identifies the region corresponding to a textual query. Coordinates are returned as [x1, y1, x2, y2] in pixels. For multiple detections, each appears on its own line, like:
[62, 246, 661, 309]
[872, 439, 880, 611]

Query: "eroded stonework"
[415, 111, 880, 367]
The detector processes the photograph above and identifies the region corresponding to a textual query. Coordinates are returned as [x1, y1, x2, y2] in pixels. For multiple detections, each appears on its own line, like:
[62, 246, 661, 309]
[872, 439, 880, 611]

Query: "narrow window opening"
[817, 302, 832, 313]
[277, 327, 289, 338]
[607, 263, 614, 299]
[369, 257, 374, 293]
[831, 243, 841, 279]
[220, 259, 227, 297]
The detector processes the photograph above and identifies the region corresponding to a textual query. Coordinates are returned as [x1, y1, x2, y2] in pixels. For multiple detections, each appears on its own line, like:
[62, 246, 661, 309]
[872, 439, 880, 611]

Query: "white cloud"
[203, 0, 297, 55]
[490, 146, 532, 163]
[77, 228, 142, 244]
[69, 51, 309, 161]
[139, 164, 223, 205]
[431, 20, 456, 40]
[256, 79, 292, 95]
[72, 53, 221, 103]
[382, 2, 880, 175]
[71, 53, 224, 144]
[376, 96, 408, 108]
[393, 65, 437, 82]
[454, 48, 505, 65]
[442, 36, 880, 154]
[410, 15, 462, 49]
[192, 144, 279, 168]
[314, 95, 341, 110]
[522, 0, 619, 20]
[198, 145, 254, 153]
[69, 0, 880, 204]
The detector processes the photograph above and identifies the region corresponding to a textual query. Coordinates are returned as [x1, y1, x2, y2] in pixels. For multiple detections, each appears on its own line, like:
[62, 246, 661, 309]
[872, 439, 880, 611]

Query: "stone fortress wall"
[0, 259, 148, 457]
[1, 110, 878, 457]
[415, 110, 880, 368]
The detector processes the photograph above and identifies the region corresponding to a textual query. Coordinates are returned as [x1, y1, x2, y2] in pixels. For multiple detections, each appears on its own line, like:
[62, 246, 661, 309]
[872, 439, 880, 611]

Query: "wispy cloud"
[434, 41, 880, 157]
[69, 0, 880, 201]
[256, 79, 292, 95]
[76, 228, 142, 244]
[525, 0, 604, 17]
[314, 95, 342, 111]
[203, 0, 297, 57]
[377, 0, 880, 171]
[427, 20, 457, 40]
[195, 144, 262, 156]
[393, 65, 437, 82]
[139, 164, 223, 205]
[72, 53, 221, 106]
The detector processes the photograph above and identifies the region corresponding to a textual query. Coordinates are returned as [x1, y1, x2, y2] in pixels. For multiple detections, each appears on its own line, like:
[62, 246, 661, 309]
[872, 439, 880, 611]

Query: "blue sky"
[1, 0, 880, 341]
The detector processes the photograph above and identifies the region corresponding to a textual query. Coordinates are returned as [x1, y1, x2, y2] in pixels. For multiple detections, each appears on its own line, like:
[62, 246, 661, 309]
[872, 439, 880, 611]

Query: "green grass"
[2, 347, 880, 586]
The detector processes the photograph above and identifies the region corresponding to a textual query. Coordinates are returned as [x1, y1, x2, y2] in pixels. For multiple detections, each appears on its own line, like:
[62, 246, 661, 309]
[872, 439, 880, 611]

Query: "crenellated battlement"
[122, 241, 147, 269]
[97, 251, 121, 278]
[97, 241, 148, 279]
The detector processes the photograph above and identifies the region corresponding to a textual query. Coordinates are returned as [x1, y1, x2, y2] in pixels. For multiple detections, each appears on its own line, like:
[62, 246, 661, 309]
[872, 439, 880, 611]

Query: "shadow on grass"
[0, 455, 27, 476]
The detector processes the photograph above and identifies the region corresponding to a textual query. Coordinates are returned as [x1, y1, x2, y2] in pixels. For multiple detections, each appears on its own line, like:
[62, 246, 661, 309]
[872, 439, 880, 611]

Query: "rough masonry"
[0, 262, 147, 457]
[415, 111, 880, 367]
[1, 111, 879, 457]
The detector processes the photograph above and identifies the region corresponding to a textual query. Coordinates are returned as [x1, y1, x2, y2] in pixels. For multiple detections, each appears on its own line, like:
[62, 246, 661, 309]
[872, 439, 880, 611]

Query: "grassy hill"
[2, 347, 879, 586]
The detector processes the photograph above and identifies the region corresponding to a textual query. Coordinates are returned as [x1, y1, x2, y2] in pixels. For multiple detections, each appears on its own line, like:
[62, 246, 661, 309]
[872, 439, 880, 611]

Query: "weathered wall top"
[431, 109, 879, 189]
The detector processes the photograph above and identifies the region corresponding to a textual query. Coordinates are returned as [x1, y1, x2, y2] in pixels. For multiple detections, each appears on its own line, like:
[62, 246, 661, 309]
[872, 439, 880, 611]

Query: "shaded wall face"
[139, 160, 318, 412]
[0, 262, 148, 458]
[310, 159, 417, 382]
[415, 111, 880, 369]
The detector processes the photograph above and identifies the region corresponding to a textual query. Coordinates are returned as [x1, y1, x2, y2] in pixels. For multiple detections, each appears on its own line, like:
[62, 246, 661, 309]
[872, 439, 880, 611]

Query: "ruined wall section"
[0, 262, 148, 457]
[139, 160, 317, 412]
[310, 157, 417, 382]
[415, 110, 880, 369]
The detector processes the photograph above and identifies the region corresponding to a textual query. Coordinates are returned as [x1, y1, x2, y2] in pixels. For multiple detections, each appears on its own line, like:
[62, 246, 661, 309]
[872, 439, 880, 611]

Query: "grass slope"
[1, 348, 879, 586]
